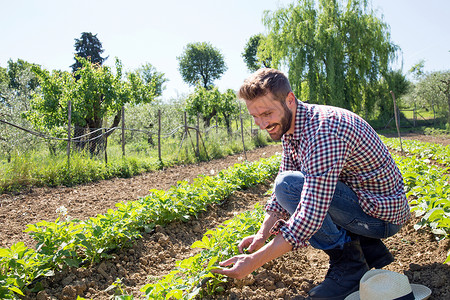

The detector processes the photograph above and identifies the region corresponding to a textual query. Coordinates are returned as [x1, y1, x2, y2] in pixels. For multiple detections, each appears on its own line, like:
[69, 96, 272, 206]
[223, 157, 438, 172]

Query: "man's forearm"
[249, 233, 293, 270]
[257, 211, 285, 240]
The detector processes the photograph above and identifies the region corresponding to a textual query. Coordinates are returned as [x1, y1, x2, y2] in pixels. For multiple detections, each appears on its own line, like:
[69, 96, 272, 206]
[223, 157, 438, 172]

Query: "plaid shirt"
[267, 102, 410, 250]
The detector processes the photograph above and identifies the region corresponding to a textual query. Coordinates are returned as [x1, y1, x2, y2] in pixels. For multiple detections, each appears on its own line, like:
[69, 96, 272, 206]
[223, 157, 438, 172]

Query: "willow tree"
[261, 0, 398, 115]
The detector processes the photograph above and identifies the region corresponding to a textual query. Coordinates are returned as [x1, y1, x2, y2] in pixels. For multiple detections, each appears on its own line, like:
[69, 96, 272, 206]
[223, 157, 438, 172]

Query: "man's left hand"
[211, 254, 256, 279]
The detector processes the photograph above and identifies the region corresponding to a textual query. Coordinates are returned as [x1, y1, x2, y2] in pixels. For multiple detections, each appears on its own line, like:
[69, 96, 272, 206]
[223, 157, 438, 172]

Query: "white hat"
[345, 269, 431, 300]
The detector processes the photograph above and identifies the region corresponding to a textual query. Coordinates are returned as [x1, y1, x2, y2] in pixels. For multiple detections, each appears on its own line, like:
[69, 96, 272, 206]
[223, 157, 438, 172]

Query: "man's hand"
[238, 233, 266, 254]
[211, 234, 293, 280]
[211, 254, 256, 279]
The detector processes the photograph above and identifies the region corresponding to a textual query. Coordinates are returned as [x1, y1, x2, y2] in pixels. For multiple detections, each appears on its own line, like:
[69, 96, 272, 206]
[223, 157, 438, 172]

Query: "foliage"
[142, 204, 266, 299]
[0, 155, 280, 298]
[184, 85, 239, 129]
[409, 60, 426, 81]
[382, 136, 450, 263]
[71, 32, 108, 73]
[242, 34, 272, 72]
[137, 62, 168, 98]
[27, 58, 165, 154]
[177, 42, 227, 88]
[380, 136, 450, 167]
[0, 115, 272, 193]
[0, 59, 40, 92]
[0, 60, 40, 161]
[262, 0, 398, 115]
[394, 154, 450, 262]
[406, 71, 450, 124]
[373, 70, 410, 121]
[218, 89, 240, 134]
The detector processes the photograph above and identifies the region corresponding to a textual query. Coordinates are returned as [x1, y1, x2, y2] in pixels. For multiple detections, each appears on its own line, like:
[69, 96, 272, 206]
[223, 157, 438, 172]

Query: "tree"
[261, 0, 398, 115]
[0, 60, 40, 160]
[242, 34, 272, 72]
[185, 85, 239, 134]
[71, 32, 108, 73]
[217, 89, 239, 135]
[185, 84, 221, 127]
[372, 70, 410, 121]
[410, 71, 450, 125]
[177, 42, 227, 88]
[137, 62, 168, 97]
[409, 60, 426, 81]
[28, 57, 166, 154]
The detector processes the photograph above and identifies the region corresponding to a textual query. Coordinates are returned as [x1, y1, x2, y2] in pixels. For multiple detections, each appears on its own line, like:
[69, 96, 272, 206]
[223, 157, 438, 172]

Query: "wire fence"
[0, 102, 265, 172]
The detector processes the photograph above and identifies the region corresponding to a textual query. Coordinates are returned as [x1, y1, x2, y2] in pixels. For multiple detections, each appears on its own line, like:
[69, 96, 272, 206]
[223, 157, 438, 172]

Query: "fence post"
[121, 106, 125, 157]
[390, 91, 404, 155]
[158, 109, 162, 163]
[104, 132, 108, 164]
[67, 101, 72, 170]
[184, 111, 188, 156]
[413, 103, 417, 127]
[196, 113, 200, 157]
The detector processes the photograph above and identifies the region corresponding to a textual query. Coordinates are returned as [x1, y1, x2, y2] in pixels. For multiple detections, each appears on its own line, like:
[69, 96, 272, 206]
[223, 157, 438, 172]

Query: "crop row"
[2, 138, 448, 299]
[393, 153, 450, 263]
[107, 149, 450, 299]
[141, 204, 265, 300]
[0, 155, 280, 299]
[380, 136, 450, 167]
[129, 145, 450, 299]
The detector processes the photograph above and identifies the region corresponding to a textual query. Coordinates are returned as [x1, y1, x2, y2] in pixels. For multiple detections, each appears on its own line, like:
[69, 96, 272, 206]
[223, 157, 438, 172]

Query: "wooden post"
[239, 102, 247, 161]
[121, 106, 125, 157]
[158, 109, 162, 163]
[104, 133, 108, 164]
[390, 91, 404, 155]
[196, 113, 200, 157]
[67, 101, 72, 170]
[184, 111, 188, 156]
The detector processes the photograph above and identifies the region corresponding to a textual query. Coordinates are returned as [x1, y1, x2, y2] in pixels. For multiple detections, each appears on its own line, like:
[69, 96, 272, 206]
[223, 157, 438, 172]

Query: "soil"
[1, 133, 449, 300]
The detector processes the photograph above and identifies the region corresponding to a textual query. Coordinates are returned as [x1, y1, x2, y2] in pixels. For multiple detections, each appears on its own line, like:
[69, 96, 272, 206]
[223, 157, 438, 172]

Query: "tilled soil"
[1, 135, 450, 300]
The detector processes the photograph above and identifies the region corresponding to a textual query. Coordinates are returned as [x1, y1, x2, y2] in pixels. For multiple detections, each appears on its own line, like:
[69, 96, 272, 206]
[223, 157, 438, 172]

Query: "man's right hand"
[238, 233, 266, 254]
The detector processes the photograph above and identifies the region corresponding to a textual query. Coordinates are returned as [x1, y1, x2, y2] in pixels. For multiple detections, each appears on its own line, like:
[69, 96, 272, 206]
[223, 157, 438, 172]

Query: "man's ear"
[286, 92, 296, 108]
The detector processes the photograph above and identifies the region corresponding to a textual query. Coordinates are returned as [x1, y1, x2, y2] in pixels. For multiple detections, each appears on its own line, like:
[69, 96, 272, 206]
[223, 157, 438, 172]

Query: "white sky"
[1, 0, 449, 100]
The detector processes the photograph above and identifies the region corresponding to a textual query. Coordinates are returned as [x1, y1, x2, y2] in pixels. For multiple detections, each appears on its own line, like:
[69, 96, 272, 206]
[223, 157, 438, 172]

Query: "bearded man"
[212, 68, 410, 300]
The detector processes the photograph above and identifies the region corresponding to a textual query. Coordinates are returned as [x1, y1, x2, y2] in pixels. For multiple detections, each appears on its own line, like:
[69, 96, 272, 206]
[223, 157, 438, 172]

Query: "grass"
[0, 128, 275, 193]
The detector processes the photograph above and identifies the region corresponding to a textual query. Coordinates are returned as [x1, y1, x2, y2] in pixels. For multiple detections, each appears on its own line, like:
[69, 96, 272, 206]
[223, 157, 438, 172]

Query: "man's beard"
[268, 103, 292, 141]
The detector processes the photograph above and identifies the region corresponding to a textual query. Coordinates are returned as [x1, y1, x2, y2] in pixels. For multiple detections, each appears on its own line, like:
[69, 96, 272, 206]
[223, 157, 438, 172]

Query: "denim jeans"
[274, 171, 402, 250]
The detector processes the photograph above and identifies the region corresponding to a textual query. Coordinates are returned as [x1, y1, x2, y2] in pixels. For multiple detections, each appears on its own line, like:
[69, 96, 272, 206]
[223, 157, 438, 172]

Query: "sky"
[1, 0, 449, 101]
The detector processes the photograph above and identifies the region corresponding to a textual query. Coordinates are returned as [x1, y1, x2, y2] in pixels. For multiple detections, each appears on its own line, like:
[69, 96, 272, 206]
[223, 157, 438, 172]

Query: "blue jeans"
[274, 171, 402, 250]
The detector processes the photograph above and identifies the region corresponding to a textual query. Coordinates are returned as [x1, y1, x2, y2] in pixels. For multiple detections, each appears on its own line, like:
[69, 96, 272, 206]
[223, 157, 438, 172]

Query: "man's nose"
[259, 118, 269, 130]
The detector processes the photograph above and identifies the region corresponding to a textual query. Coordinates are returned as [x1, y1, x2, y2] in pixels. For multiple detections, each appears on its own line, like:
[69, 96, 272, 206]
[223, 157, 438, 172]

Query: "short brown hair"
[238, 68, 292, 102]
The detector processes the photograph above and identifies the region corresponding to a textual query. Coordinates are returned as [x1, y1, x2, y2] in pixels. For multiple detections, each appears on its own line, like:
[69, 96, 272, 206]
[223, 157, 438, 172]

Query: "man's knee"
[274, 171, 304, 193]
[274, 171, 305, 213]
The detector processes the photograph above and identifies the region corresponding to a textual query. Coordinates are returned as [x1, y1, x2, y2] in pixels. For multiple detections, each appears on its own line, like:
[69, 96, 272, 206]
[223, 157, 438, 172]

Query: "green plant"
[0, 154, 280, 297]
[392, 153, 450, 263]
[141, 204, 266, 299]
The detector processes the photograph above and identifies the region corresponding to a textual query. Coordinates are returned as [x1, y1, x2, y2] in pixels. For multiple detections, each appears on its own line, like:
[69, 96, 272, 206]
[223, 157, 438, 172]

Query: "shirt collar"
[282, 101, 308, 143]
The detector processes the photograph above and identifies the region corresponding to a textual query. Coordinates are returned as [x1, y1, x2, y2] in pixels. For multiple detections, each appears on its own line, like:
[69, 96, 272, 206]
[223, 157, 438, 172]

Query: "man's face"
[245, 93, 294, 141]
